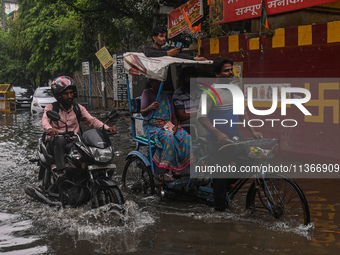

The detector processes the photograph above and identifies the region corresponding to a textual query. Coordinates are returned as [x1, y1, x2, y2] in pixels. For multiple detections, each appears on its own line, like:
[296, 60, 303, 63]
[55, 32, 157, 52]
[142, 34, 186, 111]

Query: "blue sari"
[143, 92, 192, 170]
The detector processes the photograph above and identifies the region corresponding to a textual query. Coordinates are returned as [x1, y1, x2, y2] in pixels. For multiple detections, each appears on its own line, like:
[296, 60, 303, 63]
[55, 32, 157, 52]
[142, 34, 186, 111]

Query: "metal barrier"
[0, 84, 16, 114]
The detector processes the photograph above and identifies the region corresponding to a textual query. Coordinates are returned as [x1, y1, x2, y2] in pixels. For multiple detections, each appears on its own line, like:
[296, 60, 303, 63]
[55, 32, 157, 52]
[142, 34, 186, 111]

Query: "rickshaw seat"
[135, 135, 156, 145]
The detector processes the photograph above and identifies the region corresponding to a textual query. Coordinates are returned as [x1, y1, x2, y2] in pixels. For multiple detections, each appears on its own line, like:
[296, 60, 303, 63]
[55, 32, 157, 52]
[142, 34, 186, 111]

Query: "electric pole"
[98, 33, 107, 108]
[153, 0, 159, 27]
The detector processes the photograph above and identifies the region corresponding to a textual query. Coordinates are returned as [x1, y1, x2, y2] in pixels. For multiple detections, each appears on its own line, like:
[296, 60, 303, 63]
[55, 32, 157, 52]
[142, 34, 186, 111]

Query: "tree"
[0, 19, 31, 85]
[7, 0, 156, 85]
[1, 0, 207, 86]
[60, 0, 155, 54]
[9, 0, 80, 86]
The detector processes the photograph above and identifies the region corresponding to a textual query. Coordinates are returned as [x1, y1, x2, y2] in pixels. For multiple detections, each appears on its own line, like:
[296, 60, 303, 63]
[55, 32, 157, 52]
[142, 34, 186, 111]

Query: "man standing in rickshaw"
[145, 26, 206, 61]
[197, 57, 262, 211]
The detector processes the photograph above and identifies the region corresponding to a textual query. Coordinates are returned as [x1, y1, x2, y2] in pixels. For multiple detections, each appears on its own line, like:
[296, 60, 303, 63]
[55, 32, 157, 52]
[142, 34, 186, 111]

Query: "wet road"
[0, 110, 340, 254]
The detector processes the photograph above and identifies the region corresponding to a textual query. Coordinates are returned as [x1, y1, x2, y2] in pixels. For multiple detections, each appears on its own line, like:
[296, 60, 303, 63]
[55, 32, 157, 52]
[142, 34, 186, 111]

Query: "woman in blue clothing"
[140, 79, 193, 181]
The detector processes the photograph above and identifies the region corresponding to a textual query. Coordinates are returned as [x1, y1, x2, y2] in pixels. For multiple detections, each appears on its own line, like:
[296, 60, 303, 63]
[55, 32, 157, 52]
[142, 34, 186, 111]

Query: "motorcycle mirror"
[103, 110, 118, 126]
[108, 110, 118, 120]
[46, 110, 61, 121]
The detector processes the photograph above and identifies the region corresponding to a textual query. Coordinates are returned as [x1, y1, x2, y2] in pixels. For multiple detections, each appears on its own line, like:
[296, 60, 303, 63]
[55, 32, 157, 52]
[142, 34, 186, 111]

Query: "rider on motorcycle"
[41, 76, 117, 180]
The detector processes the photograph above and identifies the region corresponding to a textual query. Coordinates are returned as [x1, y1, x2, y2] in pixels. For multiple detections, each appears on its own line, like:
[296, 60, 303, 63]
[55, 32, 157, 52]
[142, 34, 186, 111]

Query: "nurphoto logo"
[199, 79, 312, 128]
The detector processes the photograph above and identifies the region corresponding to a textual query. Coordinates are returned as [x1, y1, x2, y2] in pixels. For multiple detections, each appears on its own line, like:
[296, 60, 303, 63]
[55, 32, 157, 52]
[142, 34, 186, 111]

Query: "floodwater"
[0, 110, 339, 255]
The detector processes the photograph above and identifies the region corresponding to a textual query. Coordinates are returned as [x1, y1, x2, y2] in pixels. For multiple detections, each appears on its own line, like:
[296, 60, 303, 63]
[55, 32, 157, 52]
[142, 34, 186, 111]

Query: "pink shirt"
[41, 103, 109, 136]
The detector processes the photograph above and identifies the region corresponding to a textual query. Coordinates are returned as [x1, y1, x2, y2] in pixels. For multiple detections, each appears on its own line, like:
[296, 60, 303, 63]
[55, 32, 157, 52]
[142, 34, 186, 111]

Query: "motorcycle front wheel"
[92, 187, 125, 209]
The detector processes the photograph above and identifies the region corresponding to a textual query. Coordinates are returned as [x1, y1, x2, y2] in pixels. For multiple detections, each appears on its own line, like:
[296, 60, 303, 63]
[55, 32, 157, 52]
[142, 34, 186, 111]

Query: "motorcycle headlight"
[89, 146, 113, 163]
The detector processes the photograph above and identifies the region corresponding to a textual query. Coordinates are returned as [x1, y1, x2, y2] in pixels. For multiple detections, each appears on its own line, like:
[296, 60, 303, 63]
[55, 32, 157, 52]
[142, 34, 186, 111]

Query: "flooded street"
[1, 110, 340, 254]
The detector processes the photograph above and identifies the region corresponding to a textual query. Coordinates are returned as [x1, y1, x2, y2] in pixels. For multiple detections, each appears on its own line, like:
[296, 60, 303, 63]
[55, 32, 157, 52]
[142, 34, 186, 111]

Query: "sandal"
[164, 173, 175, 182]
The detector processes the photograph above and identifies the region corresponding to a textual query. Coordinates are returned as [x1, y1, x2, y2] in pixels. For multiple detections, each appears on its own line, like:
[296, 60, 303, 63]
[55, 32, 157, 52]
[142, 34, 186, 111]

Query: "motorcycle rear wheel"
[92, 187, 125, 209]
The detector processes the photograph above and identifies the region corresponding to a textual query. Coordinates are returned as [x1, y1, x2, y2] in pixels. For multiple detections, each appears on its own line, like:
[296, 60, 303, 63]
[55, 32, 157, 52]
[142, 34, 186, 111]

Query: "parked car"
[11, 85, 35, 108]
[31, 87, 56, 115]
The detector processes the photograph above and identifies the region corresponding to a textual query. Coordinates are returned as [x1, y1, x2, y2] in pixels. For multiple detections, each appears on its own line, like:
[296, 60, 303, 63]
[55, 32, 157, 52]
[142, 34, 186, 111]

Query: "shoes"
[214, 201, 228, 212]
[164, 173, 176, 182]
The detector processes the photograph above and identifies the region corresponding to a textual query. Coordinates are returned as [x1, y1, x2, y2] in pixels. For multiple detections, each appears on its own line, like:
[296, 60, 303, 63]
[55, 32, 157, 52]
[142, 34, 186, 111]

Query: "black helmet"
[51, 76, 78, 101]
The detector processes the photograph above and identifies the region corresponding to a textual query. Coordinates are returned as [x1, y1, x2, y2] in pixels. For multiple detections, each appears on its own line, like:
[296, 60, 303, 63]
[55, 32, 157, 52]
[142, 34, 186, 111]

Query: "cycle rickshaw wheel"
[122, 156, 155, 197]
[253, 175, 310, 226]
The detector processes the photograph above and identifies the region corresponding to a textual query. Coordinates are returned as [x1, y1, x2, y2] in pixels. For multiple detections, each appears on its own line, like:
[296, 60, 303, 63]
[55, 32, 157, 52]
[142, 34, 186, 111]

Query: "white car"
[31, 87, 56, 115]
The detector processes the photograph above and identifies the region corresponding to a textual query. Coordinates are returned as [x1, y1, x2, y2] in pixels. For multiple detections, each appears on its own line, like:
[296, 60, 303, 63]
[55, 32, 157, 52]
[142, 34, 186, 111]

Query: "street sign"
[82, 62, 90, 75]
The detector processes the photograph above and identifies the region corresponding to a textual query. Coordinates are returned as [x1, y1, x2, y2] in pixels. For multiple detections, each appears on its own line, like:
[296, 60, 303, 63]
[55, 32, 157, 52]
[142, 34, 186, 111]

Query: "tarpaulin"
[123, 53, 212, 81]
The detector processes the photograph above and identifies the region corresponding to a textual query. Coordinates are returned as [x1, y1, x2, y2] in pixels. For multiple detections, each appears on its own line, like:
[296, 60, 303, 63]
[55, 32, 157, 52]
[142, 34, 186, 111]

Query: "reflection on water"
[0, 111, 339, 254]
[19, 200, 155, 254]
[0, 212, 47, 254]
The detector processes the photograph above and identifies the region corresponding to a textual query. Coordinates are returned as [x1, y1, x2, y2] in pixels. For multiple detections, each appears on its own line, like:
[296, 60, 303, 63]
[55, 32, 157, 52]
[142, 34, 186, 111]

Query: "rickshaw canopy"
[123, 52, 212, 81]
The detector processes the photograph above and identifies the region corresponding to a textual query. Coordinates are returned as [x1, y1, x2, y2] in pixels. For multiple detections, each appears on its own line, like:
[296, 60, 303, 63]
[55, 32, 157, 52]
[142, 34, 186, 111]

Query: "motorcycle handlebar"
[56, 131, 75, 136]
[54, 131, 77, 140]
[104, 129, 119, 136]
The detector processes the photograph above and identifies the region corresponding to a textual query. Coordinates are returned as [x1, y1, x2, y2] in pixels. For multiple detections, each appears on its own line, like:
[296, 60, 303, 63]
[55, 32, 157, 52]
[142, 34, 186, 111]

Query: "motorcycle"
[26, 110, 125, 209]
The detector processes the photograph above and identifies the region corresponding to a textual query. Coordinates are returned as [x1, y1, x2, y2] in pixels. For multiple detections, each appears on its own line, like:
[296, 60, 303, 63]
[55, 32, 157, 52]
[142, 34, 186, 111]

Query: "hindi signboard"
[82, 62, 90, 75]
[168, 0, 203, 38]
[113, 54, 130, 101]
[210, 0, 339, 25]
[95, 47, 114, 69]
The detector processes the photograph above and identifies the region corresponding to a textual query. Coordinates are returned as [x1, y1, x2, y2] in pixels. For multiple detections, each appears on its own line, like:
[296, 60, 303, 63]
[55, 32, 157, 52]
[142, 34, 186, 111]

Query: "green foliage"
[0, 30, 11, 81]
[0, 0, 156, 86]
[0, 0, 80, 85]
[61, 0, 155, 54]
[0, 22, 29, 85]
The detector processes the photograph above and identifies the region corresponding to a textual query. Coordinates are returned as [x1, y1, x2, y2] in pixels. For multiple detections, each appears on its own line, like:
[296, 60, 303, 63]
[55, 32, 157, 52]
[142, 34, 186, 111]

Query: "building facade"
[199, 2, 340, 164]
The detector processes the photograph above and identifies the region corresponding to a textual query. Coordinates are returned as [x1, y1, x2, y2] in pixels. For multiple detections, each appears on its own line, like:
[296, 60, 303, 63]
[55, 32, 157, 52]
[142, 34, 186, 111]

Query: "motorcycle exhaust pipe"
[24, 186, 59, 208]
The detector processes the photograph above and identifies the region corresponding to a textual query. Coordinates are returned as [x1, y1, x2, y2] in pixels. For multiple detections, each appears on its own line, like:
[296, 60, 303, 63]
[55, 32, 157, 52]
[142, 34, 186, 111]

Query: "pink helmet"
[51, 76, 78, 101]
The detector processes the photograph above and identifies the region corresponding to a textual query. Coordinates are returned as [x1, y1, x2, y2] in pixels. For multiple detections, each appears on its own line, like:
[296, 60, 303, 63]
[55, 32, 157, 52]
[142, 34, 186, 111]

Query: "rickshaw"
[121, 53, 310, 226]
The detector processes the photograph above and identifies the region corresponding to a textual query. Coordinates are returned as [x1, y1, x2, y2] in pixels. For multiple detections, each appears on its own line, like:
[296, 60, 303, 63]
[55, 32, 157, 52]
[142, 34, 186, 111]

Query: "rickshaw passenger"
[141, 79, 193, 182]
[173, 66, 206, 138]
[145, 26, 206, 61]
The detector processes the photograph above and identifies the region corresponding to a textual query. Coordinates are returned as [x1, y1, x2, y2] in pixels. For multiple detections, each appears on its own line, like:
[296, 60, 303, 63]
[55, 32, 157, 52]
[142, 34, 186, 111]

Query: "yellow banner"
[95, 47, 114, 69]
